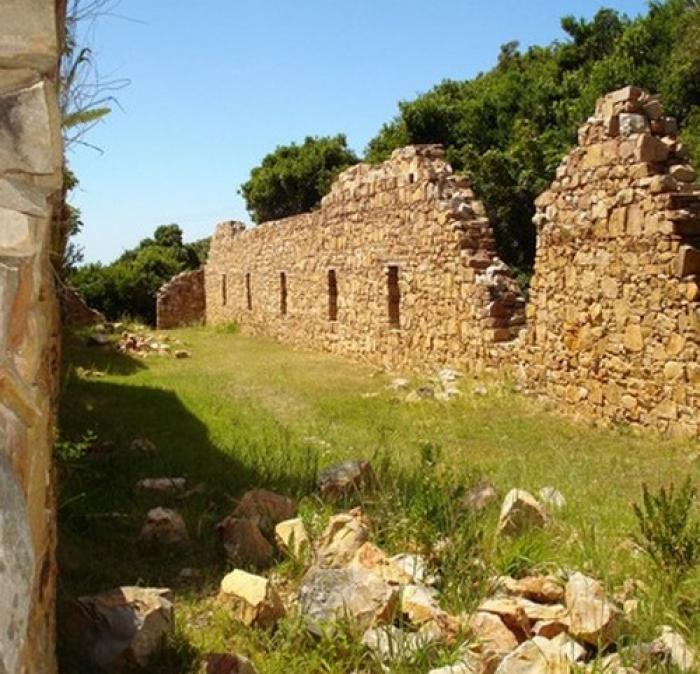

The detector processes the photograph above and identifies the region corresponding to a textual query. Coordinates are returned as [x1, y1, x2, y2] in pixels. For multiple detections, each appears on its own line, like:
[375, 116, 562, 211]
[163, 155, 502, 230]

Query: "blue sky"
[69, 0, 650, 263]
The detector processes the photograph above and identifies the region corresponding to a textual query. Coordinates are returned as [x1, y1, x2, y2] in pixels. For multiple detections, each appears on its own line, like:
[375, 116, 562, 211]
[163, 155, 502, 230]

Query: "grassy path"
[57, 326, 699, 672]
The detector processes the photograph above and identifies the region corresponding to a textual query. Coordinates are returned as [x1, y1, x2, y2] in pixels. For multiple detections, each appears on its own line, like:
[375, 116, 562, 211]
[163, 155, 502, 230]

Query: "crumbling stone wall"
[205, 146, 525, 371]
[157, 268, 205, 329]
[520, 86, 700, 437]
[0, 1, 64, 671]
[60, 284, 105, 327]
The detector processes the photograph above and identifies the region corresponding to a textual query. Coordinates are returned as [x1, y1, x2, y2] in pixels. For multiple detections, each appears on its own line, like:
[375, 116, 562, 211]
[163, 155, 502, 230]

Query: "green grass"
[57, 326, 700, 673]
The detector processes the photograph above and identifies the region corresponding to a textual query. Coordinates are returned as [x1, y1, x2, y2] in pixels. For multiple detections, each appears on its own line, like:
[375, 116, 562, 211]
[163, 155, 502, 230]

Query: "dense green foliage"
[365, 0, 700, 274]
[240, 135, 359, 224]
[70, 224, 209, 324]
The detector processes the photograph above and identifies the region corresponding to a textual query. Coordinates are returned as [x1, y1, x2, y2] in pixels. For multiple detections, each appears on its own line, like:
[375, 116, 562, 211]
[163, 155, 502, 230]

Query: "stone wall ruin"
[156, 268, 206, 329]
[205, 145, 525, 372]
[521, 86, 700, 436]
[201, 88, 700, 438]
[0, 0, 64, 671]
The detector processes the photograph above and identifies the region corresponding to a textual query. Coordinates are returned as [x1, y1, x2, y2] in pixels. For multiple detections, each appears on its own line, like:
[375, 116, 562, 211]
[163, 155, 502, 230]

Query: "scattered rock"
[462, 479, 498, 511]
[538, 486, 567, 511]
[494, 637, 571, 674]
[130, 437, 158, 454]
[218, 570, 285, 628]
[437, 368, 463, 384]
[229, 489, 295, 537]
[388, 377, 410, 390]
[136, 477, 186, 494]
[467, 611, 519, 661]
[316, 509, 370, 567]
[298, 566, 398, 634]
[139, 507, 188, 546]
[492, 575, 565, 604]
[651, 625, 696, 672]
[174, 349, 191, 359]
[87, 333, 111, 346]
[406, 386, 435, 402]
[565, 572, 622, 646]
[400, 584, 443, 625]
[473, 383, 488, 396]
[202, 653, 258, 674]
[389, 552, 433, 585]
[274, 517, 309, 557]
[497, 489, 549, 536]
[317, 459, 376, 498]
[217, 518, 274, 569]
[68, 587, 173, 669]
[362, 624, 436, 663]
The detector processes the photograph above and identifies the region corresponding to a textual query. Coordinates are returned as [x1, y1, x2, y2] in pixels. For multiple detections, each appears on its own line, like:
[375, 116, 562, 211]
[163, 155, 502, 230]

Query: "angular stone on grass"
[493, 575, 565, 604]
[317, 459, 376, 498]
[362, 624, 436, 663]
[274, 517, 309, 557]
[203, 653, 258, 674]
[467, 611, 518, 661]
[174, 349, 191, 359]
[139, 507, 188, 546]
[230, 488, 295, 537]
[389, 552, 433, 585]
[316, 509, 370, 567]
[298, 566, 398, 633]
[565, 572, 622, 646]
[219, 569, 285, 628]
[652, 625, 696, 672]
[400, 584, 443, 625]
[136, 477, 186, 494]
[497, 489, 548, 536]
[217, 517, 274, 569]
[69, 587, 173, 669]
[494, 637, 571, 674]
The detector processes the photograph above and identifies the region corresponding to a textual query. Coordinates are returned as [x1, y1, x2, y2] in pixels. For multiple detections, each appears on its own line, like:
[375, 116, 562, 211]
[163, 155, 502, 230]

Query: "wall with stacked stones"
[520, 86, 700, 437]
[60, 284, 105, 327]
[0, 1, 64, 672]
[156, 268, 206, 329]
[205, 145, 525, 371]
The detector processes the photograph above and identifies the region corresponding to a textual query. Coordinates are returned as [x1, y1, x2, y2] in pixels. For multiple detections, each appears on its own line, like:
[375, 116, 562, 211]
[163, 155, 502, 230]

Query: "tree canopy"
[240, 135, 359, 224]
[365, 0, 700, 277]
[70, 224, 209, 324]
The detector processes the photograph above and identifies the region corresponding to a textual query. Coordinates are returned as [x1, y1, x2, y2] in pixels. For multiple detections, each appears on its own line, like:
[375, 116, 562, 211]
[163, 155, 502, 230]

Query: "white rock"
[497, 489, 549, 536]
[653, 625, 696, 672]
[219, 569, 285, 628]
[275, 517, 309, 557]
[565, 572, 622, 646]
[538, 486, 566, 510]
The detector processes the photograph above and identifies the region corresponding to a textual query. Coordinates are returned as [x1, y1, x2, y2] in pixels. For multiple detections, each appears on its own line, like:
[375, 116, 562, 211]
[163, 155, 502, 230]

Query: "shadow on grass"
[63, 333, 148, 377]
[56, 375, 272, 673]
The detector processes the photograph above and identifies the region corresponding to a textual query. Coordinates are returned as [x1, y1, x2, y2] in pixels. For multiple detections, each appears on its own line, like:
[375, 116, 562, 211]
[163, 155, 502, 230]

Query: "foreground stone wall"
[157, 268, 205, 329]
[521, 87, 700, 436]
[205, 145, 525, 371]
[60, 284, 105, 327]
[0, 1, 64, 671]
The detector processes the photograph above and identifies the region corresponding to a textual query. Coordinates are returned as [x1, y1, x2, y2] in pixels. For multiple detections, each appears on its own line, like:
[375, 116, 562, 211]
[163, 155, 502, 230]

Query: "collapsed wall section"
[521, 86, 700, 437]
[206, 145, 524, 371]
[156, 268, 205, 329]
[0, 0, 65, 671]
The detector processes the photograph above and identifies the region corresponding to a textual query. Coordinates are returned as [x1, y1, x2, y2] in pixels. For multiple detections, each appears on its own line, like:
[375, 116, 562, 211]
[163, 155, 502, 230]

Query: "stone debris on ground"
[228, 488, 295, 537]
[139, 507, 189, 546]
[317, 459, 376, 498]
[538, 486, 567, 511]
[136, 477, 186, 494]
[66, 587, 173, 669]
[497, 489, 549, 536]
[461, 479, 499, 511]
[274, 517, 310, 557]
[218, 569, 285, 628]
[217, 517, 275, 569]
[202, 653, 259, 674]
[315, 508, 371, 567]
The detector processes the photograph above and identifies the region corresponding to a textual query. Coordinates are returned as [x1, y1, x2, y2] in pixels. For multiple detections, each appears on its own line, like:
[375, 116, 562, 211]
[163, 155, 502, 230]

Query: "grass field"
[57, 325, 700, 673]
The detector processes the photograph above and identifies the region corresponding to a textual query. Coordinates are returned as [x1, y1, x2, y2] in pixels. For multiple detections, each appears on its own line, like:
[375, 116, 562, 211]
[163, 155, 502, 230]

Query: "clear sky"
[69, 0, 651, 263]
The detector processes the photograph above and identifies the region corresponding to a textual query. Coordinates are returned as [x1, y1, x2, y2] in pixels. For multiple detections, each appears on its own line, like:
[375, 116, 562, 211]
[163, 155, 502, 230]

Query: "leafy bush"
[365, 1, 700, 276]
[633, 478, 700, 583]
[69, 224, 209, 324]
[240, 135, 359, 224]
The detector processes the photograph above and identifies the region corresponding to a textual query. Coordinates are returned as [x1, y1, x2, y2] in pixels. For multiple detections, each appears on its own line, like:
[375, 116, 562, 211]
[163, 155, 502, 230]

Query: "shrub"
[632, 478, 700, 584]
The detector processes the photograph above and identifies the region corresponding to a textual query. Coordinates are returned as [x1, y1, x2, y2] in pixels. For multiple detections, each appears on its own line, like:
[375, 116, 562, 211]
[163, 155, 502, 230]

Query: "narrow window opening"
[408, 173, 415, 184]
[387, 265, 400, 328]
[220, 273, 227, 306]
[245, 273, 252, 310]
[328, 270, 338, 321]
[280, 272, 287, 316]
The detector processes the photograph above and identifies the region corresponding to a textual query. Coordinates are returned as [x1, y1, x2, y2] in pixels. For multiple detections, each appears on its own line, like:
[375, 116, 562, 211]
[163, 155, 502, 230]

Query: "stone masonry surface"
[520, 86, 700, 437]
[205, 145, 525, 372]
[201, 89, 700, 438]
[0, 1, 64, 672]
[157, 268, 205, 329]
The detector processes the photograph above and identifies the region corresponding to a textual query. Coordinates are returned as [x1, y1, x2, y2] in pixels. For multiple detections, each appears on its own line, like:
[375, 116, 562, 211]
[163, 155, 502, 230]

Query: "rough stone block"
[676, 245, 700, 277]
[635, 135, 670, 163]
[0, 0, 59, 71]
